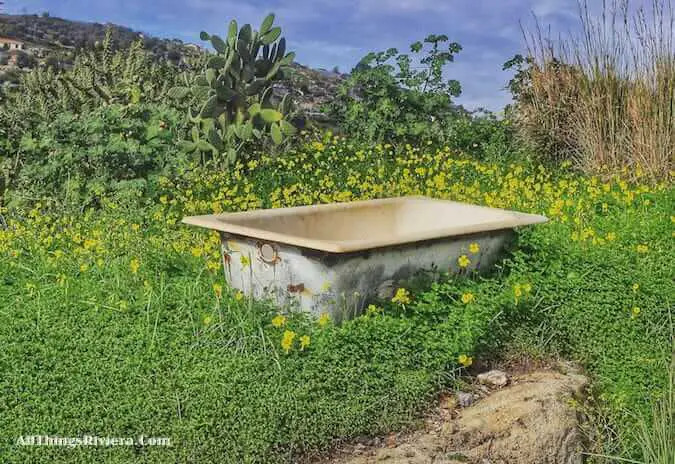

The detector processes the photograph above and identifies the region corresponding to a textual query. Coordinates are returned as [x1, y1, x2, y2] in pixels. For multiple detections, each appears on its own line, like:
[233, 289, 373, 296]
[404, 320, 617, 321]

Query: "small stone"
[477, 370, 509, 388]
[458, 392, 474, 407]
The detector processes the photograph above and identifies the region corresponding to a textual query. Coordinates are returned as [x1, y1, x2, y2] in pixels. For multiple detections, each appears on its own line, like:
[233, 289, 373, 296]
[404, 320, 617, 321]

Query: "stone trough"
[182, 196, 548, 320]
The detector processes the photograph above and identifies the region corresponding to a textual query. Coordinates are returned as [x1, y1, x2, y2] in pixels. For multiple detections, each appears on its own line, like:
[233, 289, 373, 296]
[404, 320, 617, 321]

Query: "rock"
[458, 392, 474, 408]
[476, 370, 509, 388]
[448, 372, 588, 463]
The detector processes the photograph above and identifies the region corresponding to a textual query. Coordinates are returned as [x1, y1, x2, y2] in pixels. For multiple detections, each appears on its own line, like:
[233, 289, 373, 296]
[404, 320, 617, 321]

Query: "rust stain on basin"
[183, 196, 548, 320]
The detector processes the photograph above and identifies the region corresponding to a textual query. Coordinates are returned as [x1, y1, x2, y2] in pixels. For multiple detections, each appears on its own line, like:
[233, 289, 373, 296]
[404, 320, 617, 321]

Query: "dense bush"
[327, 35, 463, 144]
[8, 30, 191, 117]
[0, 32, 198, 204]
[5, 103, 187, 207]
[326, 35, 515, 157]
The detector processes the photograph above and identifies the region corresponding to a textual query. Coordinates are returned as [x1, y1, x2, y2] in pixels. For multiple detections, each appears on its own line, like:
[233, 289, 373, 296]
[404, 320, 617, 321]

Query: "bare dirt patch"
[315, 367, 588, 464]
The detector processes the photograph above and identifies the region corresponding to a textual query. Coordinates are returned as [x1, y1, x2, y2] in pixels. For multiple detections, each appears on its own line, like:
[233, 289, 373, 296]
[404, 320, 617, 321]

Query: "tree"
[14, 51, 37, 69]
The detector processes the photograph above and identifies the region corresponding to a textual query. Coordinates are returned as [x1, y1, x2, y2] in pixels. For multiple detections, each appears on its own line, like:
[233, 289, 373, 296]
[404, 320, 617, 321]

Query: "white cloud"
[354, 0, 454, 15]
[531, 0, 578, 19]
[293, 40, 363, 58]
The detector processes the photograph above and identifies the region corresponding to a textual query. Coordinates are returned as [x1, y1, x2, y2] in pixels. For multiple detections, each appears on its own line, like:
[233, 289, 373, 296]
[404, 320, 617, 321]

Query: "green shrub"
[326, 35, 463, 145]
[6, 103, 187, 207]
[325, 35, 518, 157]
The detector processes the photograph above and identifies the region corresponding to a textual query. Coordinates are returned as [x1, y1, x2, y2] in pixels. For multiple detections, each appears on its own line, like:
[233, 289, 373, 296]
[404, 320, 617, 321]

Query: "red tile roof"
[0, 37, 25, 45]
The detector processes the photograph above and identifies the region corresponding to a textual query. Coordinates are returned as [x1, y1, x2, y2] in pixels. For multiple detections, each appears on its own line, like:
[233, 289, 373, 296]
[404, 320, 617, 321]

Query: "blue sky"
[4, 0, 582, 110]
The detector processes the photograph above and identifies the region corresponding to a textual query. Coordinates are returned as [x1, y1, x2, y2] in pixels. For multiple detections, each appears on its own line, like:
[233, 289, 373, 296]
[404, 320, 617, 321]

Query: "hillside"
[0, 13, 345, 117]
[0, 13, 190, 60]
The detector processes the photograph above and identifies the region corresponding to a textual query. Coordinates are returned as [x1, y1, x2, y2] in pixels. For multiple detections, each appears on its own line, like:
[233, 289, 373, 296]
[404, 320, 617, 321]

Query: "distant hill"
[0, 13, 196, 61]
[0, 13, 346, 122]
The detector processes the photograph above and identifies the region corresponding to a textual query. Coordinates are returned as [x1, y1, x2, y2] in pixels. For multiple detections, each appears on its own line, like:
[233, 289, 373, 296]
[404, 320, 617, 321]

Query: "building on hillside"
[0, 37, 26, 51]
[7, 49, 19, 66]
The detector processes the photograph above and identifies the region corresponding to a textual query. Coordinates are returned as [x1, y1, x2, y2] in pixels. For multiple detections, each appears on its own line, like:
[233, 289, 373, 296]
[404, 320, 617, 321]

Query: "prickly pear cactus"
[169, 13, 297, 165]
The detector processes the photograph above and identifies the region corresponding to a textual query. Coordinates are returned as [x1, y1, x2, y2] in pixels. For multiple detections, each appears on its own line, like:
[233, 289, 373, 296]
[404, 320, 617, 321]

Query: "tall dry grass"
[514, 0, 674, 182]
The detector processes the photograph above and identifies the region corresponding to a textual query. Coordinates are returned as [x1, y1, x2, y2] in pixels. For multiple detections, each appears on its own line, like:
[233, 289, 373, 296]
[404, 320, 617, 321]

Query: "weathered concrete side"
[221, 229, 514, 320]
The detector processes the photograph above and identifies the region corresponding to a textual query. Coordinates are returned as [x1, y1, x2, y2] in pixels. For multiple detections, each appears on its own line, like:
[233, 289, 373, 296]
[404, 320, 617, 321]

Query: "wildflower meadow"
[1, 2, 673, 463]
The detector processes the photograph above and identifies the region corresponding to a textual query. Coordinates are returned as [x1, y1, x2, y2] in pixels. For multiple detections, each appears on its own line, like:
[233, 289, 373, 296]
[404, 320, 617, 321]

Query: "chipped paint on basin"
[183, 196, 548, 319]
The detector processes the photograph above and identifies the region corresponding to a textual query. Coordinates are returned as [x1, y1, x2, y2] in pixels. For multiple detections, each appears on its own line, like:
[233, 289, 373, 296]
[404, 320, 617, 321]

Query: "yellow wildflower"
[392, 288, 411, 305]
[606, 232, 616, 241]
[79, 263, 89, 273]
[457, 255, 471, 268]
[299, 335, 311, 351]
[636, 244, 649, 254]
[458, 354, 473, 367]
[632, 283, 639, 293]
[213, 283, 223, 298]
[461, 292, 475, 304]
[234, 291, 244, 301]
[281, 330, 296, 353]
[630, 307, 641, 319]
[366, 304, 382, 316]
[240, 255, 251, 267]
[272, 314, 287, 328]
[318, 312, 331, 327]
[130, 258, 140, 274]
[469, 243, 480, 254]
